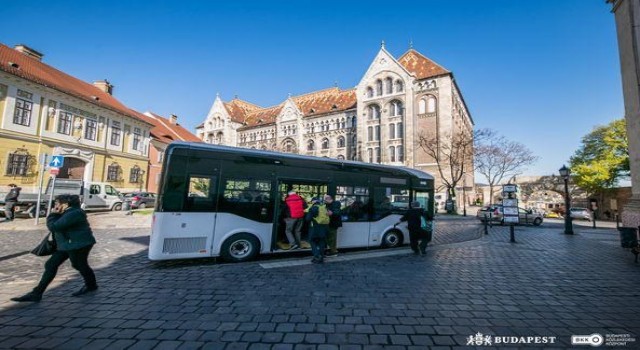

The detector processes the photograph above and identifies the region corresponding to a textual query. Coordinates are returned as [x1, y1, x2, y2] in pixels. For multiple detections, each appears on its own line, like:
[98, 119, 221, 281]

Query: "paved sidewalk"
[0, 210, 153, 231]
[0, 218, 638, 349]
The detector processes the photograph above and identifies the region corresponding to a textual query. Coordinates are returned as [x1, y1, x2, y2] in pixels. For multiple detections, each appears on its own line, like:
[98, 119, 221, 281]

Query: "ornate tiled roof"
[134, 110, 201, 144]
[397, 49, 449, 79]
[0, 43, 147, 123]
[237, 87, 357, 130]
[223, 98, 262, 124]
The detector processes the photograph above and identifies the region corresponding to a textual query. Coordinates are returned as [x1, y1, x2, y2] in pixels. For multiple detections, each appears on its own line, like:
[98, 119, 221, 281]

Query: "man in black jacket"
[324, 194, 342, 256]
[3, 184, 21, 222]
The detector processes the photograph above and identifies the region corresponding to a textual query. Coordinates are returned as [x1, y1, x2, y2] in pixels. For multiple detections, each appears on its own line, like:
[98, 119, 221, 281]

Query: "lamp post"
[559, 165, 573, 235]
[462, 175, 467, 216]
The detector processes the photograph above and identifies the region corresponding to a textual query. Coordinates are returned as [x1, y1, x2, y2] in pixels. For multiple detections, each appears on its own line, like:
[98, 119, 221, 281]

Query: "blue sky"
[1, 0, 622, 177]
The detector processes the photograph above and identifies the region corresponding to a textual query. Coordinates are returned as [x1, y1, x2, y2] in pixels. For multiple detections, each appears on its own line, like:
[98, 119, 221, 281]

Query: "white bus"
[149, 142, 435, 262]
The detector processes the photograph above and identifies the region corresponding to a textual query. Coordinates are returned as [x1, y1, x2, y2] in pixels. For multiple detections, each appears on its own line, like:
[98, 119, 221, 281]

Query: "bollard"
[510, 225, 515, 243]
[484, 215, 489, 235]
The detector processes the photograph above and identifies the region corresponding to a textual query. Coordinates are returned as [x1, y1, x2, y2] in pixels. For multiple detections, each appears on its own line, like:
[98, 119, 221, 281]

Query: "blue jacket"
[46, 207, 96, 251]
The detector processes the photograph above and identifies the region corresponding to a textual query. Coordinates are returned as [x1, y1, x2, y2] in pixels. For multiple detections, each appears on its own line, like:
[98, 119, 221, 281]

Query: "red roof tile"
[224, 98, 262, 124]
[397, 49, 449, 79]
[134, 110, 201, 144]
[0, 43, 147, 123]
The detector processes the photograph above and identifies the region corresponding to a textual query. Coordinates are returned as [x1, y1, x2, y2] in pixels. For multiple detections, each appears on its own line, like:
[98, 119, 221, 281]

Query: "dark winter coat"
[4, 187, 21, 202]
[400, 208, 425, 231]
[325, 200, 343, 228]
[46, 207, 96, 251]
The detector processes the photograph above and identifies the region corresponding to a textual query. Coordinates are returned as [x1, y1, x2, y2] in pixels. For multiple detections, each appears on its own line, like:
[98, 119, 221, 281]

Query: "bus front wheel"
[221, 233, 260, 262]
[382, 230, 403, 248]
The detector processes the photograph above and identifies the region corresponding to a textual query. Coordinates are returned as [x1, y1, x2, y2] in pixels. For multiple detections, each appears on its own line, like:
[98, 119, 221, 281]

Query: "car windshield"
[571, 208, 587, 212]
[124, 193, 140, 198]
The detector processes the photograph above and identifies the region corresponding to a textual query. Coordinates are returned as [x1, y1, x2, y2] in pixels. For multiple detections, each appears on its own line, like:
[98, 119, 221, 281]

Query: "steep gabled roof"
[241, 105, 283, 129]
[0, 43, 146, 123]
[397, 49, 449, 80]
[134, 110, 201, 144]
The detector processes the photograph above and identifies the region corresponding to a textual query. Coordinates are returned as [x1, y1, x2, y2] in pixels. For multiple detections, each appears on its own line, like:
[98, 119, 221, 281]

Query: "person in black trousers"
[11, 194, 98, 302]
[3, 183, 21, 222]
[399, 201, 430, 255]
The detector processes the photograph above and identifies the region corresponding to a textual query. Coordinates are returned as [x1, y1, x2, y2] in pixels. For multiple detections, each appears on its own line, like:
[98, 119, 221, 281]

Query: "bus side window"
[336, 185, 369, 222]
[186, 176, 216, 212]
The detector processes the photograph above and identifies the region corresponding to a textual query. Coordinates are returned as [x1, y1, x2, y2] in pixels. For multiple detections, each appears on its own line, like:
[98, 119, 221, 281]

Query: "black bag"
[31, 232, 56, 256]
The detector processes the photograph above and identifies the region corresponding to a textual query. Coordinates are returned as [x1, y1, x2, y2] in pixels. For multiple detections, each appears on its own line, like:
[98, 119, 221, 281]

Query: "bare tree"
[417, 129, 490, 214]
[475, 133, 538, 205]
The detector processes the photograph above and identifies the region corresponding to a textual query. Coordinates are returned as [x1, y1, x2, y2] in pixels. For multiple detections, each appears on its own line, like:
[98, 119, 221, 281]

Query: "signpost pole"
[34, 153, 48, 225]
[502, 184, 519, 243]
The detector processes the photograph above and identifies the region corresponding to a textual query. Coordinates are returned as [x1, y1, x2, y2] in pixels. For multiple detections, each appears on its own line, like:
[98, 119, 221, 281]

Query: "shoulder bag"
[31, 232, 57, 256]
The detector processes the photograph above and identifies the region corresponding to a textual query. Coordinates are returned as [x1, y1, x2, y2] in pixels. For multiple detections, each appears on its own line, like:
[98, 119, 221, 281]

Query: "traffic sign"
[49, 155, 64, 168]
[50, 168, 59, 175]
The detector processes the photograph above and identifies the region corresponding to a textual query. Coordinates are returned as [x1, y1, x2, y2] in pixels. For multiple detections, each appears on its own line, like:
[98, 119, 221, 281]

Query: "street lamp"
[559, 165, 573, 235]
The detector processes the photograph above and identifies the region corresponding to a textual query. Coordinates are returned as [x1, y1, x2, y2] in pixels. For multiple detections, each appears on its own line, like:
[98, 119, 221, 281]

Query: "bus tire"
[28, 206, 47, 218]
[221, 233, 260, 262]
[382, 230, 403, 248]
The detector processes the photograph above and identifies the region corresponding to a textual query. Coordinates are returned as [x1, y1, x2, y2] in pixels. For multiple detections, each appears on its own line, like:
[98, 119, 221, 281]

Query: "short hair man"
[3, 184, 22, 222]
[324, 194, 342, 257]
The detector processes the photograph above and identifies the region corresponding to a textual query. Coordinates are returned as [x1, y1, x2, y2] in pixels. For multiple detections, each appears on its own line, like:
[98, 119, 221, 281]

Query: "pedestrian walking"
[3, 183, 21, 222]
[283, 189, 306, 250]
[11, 194, 98, 302]
[324, 194, 342, 256]
[306, 197, 330, 264]
[399, 201, 431, 255]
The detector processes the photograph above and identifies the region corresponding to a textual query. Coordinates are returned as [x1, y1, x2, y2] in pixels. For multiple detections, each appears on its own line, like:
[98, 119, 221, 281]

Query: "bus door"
[274, 180, 327, 251]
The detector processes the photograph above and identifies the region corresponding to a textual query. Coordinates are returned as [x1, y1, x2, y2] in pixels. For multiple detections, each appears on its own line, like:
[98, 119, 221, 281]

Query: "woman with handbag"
[11, 194, 98, 302]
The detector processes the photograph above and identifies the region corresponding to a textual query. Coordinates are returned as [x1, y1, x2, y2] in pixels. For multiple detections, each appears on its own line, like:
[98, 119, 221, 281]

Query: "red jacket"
[285, 194, 305, 219]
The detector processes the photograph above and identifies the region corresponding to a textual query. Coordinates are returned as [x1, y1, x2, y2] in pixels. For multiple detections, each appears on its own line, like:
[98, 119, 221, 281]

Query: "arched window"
[389, 124, 395, 139]
[375, 79, 383, 96]
[427, 95, 437, 113]
[385, 77, 393, 94]
[389, 146, 396, 162]
[367, 126, 373, 141]
[368, 105, 381, 119]
[397, 145, 404, 162]
[282, 139, 296, 153]
[307, 140, 315, 151]
[261, 145, 267, 150]
[337, 136, 345, 148]
[397, 122, 403, 138]
[322, 138, 329, 149]
[375, 147, 381, 163]
[395, 80, 404, 93]
[366, 87, 374, 98]
[337, 155, 345, 160]
[419, 99, 427, 114]
[390, 100, 403, 116]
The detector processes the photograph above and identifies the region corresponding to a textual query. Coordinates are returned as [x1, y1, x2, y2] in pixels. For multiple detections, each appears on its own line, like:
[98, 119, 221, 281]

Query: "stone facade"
[197, 45, 474, 197]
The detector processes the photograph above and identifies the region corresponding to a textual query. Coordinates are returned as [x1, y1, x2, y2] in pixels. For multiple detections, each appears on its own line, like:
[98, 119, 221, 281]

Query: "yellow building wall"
[97, 154, 147, 192]
[0, 138, 44, 188]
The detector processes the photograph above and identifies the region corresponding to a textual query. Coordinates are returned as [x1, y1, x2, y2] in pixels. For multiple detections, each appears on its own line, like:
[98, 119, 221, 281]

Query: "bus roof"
[168, 142, 434, 181]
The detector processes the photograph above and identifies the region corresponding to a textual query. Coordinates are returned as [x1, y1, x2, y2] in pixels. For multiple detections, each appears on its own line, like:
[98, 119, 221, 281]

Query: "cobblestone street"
[0, 214, 638, 349]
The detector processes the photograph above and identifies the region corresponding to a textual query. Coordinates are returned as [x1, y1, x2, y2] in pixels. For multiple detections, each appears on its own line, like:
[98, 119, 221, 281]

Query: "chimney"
[169, 114, 178, 124]
[14, 44, 44, 61]
[93, 80, 114, 95]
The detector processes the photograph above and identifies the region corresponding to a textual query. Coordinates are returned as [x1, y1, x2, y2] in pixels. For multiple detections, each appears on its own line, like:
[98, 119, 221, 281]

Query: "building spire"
[409, 38, 413, 49]
[381, 40, 386, 49]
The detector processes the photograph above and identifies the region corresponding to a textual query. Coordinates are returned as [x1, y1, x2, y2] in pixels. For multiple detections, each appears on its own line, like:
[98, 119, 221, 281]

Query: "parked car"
[477, 205, 543, 226]
[123, 192, 156, 209]
[570, 207, 592, 221]
[544, 211, 561, 219]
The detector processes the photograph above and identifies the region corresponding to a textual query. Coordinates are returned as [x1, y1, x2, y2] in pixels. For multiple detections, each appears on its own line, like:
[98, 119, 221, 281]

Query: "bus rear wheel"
[221, 233, 260, 262]
[382, 230, 403, 248]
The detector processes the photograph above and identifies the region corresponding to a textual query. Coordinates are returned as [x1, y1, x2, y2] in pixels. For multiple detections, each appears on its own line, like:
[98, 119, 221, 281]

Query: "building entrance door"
[58, 157, 85, 179]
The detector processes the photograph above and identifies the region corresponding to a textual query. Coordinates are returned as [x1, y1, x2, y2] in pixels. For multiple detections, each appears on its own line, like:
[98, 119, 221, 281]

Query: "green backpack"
[314, 205, 330, 225]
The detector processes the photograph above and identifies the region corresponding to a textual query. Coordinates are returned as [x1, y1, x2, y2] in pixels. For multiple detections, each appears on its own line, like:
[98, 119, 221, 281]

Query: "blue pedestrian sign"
[49, 155, 64, 168]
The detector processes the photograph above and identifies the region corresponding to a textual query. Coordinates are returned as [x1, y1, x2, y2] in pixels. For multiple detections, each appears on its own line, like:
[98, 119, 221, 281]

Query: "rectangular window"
[336, 185, 370, 222]
[375, 147, 381, 163]
[110, 123, 121, 146]
[367, 148, 373, 163]
[13, 98, 33, 126]
[367, 126, 373, 141]
[107, 165, 120, 181]
[84, 119, 97, 141]
[397, 122, 403, 139]
[57, 111, 72, 135]
[129, 167, 142, 183]
[6, 153, 29, 176]
[133, 127, 141, 151]
[375, 126, 380, 141]
[398, 146, 404, 162]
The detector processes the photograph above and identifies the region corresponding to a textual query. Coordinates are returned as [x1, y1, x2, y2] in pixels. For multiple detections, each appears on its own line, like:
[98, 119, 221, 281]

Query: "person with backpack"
[283, 190, 306, 250]
[399, 201, 431, 255]
[306, 197, 330, 264]
[3, 183, 21, 222]
[324, 194, 342, 257]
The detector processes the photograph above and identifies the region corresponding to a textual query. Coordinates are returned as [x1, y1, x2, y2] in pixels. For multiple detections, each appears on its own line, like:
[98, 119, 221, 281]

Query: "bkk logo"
[466, 332, 557, 346]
